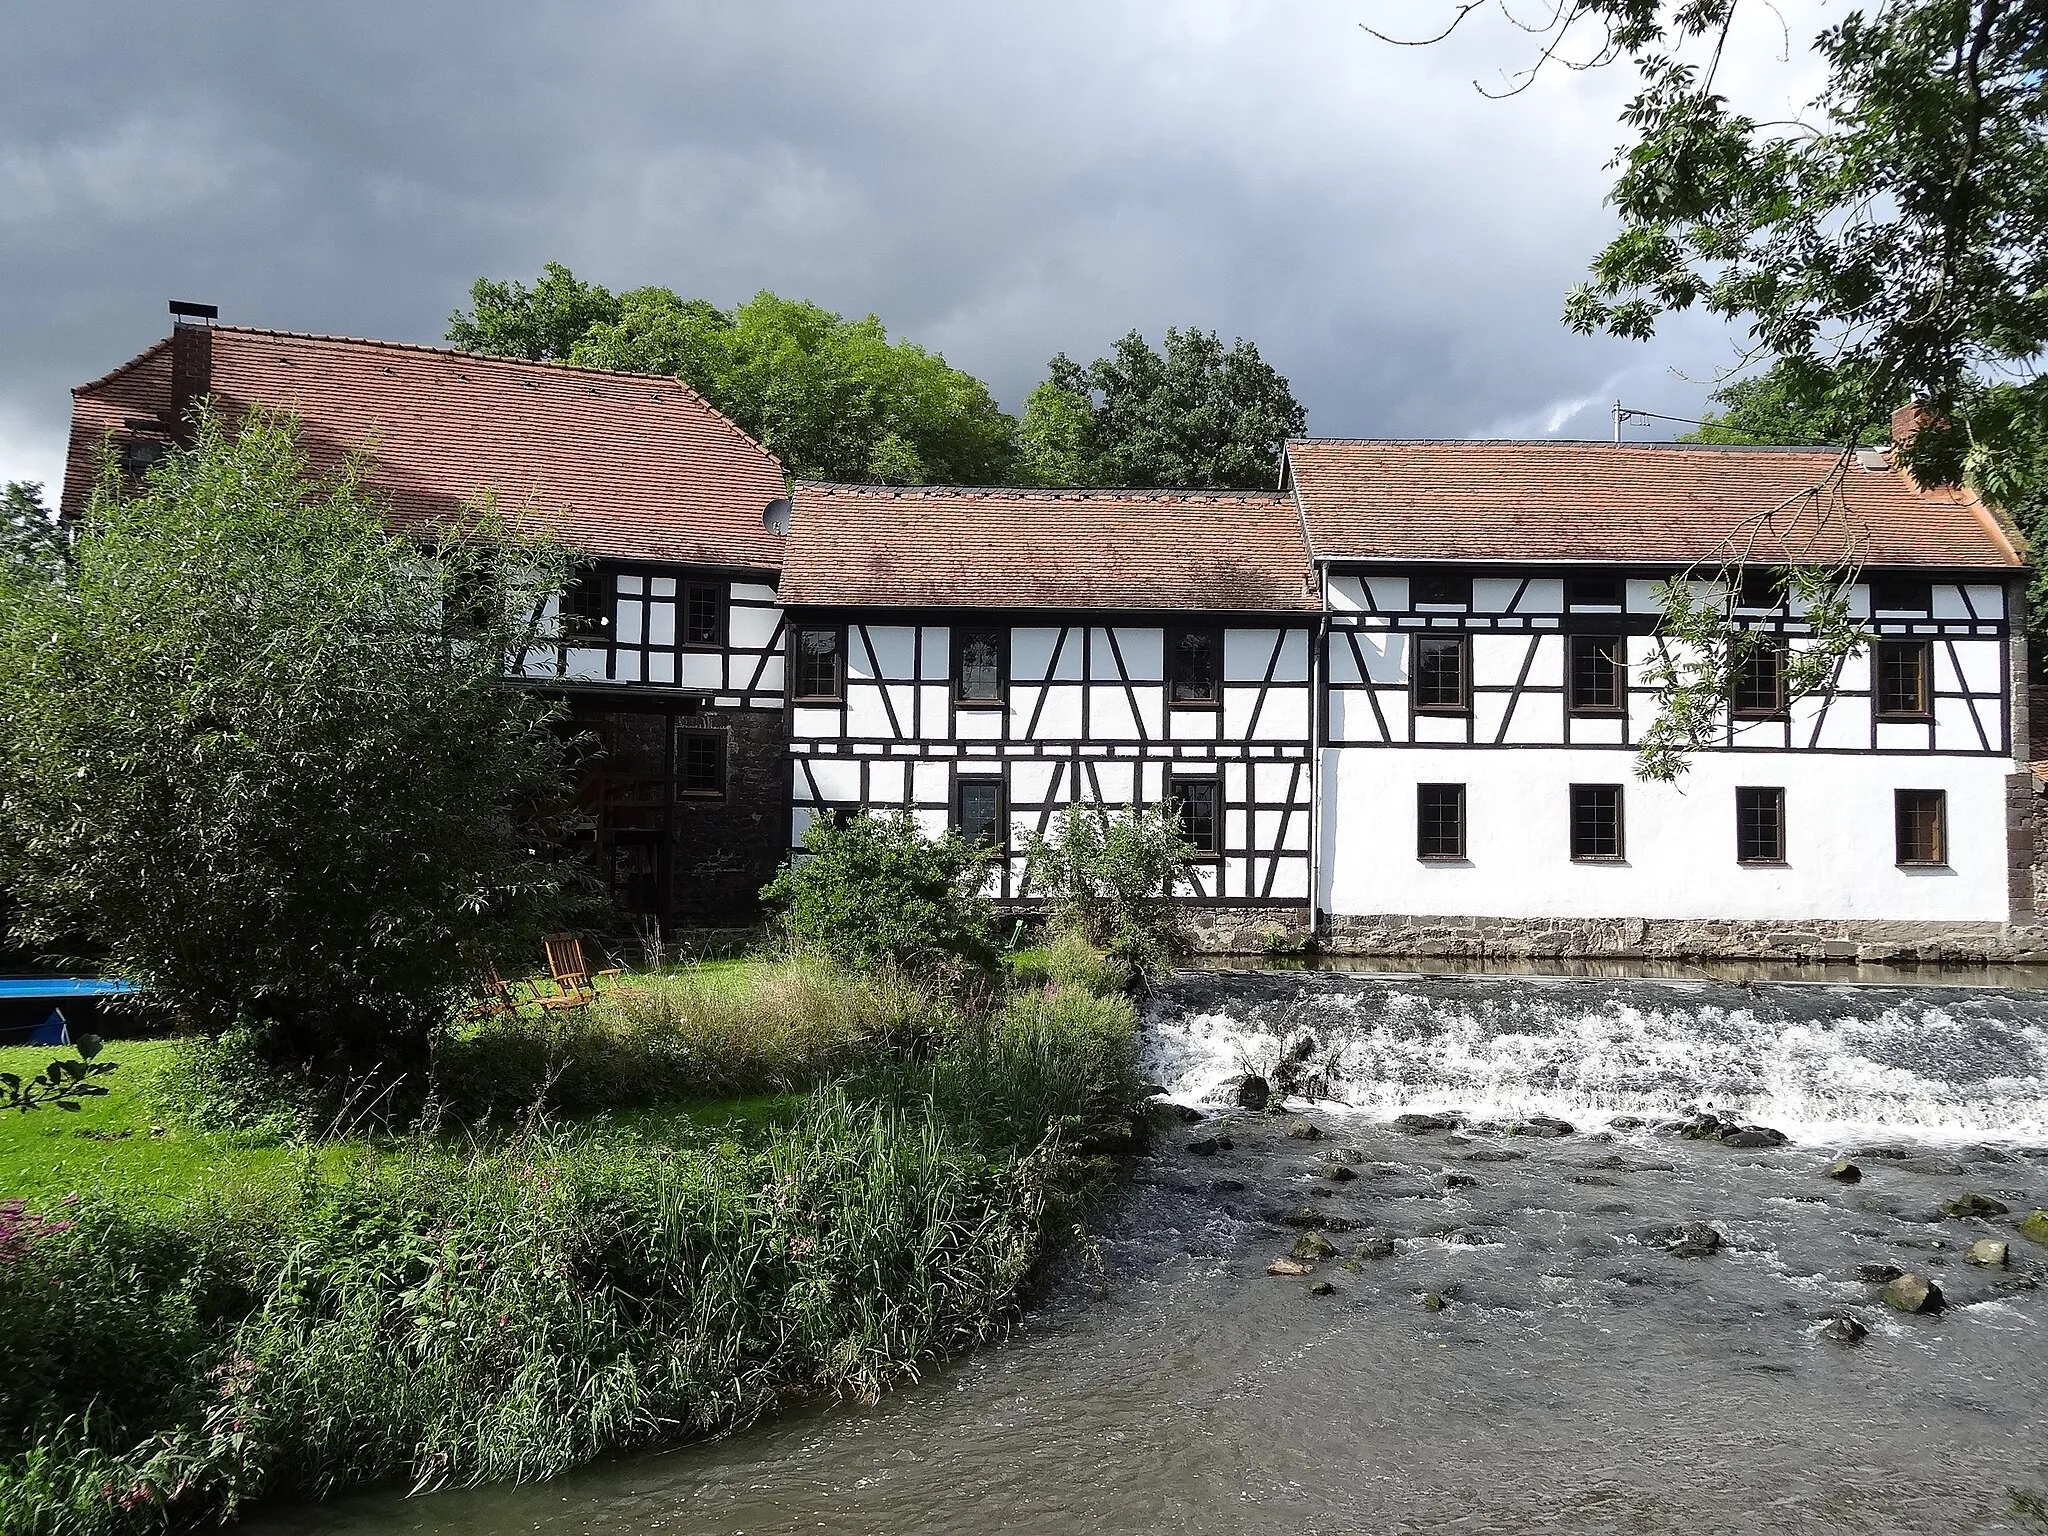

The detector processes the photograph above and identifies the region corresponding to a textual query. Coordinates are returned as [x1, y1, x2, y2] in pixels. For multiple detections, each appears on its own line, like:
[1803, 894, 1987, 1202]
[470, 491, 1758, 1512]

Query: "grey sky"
[1, 1, 1831, 495]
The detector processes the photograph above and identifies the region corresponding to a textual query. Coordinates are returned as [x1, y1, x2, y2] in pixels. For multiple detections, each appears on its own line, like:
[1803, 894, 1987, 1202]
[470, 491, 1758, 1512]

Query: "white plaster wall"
[1320, 746, 2013, 922]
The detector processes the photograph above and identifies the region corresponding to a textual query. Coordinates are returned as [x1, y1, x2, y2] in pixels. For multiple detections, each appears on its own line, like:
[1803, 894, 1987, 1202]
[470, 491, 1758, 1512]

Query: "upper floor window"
[441, 556, 502, 638]
[1169, 628, 1220, 706]
[953, 776, 1006, 850]
[1412, 573, 1471, 609]
[793, 626, 844, 702]
[1566, 575, 1623, 609]
[1569, 635, 1624, 715]
[1171, 776, 1221, 858]
[683, 580, 724, 648]
[1735, 568, 1781, 611]
[1570, 784, 1624, 861]
[560, 566, 613, 640]
[1417, 783, 1467, 861]
[1730, 639, 1787, 717]
[954, 627, 1006, 706]
[1413, 634, 1469, 713]
[1872, 578, 1932, 617]
[1895, 788, 1946, 866]
[678, 728, 726, 798]
[1875, 640, 1931, 719]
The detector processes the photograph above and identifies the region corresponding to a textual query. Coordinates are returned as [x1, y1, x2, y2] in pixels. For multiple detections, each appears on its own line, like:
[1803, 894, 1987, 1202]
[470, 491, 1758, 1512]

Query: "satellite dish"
[762, 497, 792, 536]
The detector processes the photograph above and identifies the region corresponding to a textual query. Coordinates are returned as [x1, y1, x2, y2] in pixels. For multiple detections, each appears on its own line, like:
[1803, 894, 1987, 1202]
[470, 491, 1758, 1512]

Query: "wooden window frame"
[952, 775, 1007, 853]
[1412, 633, 1470, 715]
[1874, 639, 1932, 720]
[1170, 775, 1223, 860]
[792, 624, 846, 704]
[1569, 783, 1625, 863]
[1411, 572, 1472, 609]
[1416, 783, 1467, 862]
[677, 727, 727, 800]
[1729, 638, 1788, 719]
[1895, 788, 1947, 867]
[560, 563, 614, 641]
[1567, 634, 1625, 716]
[1735, 786, 1786, 865]
[952, 625, 1008, 708]
[1168, 626, 1222, 709]
[1735, 568, 1781, 611]
[681, 579, 726, 650]
[1565, 575, 1624, 610]
[1872, 577, 1933, 616]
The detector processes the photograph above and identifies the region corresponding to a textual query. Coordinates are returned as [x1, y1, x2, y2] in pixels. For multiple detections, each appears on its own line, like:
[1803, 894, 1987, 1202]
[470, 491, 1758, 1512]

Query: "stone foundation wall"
[1184, 905, 1314, 956]
[1315, 912, 2048, 964]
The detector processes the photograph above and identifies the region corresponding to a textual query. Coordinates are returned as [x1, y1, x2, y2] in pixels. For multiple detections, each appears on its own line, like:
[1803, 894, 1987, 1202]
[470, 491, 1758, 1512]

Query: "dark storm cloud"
[0, 1, 1817, 492]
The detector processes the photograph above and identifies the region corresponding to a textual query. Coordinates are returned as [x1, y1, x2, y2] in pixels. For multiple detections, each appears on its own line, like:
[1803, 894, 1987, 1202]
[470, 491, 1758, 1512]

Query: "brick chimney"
[167, 300, 217, 445]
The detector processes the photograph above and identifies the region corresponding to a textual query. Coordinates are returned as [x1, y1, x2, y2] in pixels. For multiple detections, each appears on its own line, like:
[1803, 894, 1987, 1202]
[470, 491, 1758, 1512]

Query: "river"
[256, 968, 2048, 1535]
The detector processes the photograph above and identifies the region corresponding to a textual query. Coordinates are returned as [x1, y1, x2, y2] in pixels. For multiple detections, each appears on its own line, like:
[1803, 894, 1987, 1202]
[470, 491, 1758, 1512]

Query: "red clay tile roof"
[64, 326, 788, 569]
[779, 483, 1317, 611]
[1285, 438, 2022, 570]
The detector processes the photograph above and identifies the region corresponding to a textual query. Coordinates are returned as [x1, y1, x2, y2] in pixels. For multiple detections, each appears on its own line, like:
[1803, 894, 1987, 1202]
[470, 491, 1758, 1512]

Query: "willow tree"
[0, 410, 593, 1076]
[1376, 0, 2048, 777]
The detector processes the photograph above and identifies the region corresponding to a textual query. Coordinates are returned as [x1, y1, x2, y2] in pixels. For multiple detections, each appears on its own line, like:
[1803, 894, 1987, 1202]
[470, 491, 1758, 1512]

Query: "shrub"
[0, 409, 596, 1078]
[760, 811, 998, 981]
[1004, 927, 1128, 998]
[1021, 802, 1196, 981]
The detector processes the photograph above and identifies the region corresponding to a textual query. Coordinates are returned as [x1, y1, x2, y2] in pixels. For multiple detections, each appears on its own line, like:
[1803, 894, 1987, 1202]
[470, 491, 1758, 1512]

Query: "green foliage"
[0, 410, 594, 1075]
[761, 811, 999, 981]
[1, 482, 63, 581]
[1022, 802, 1196, 981]
[1004, 927, 1130, 998]
[1, 1037, 117, 1114]
[446, 261, 621, 362]
[1679, 358, 1886, 447]
[1017, 327, 1306, 489]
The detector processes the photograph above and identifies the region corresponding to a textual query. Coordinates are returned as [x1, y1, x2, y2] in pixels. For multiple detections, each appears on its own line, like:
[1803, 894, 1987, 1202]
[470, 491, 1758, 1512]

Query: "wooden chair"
[460, 964, 540, 1023]
[539, 933, 642, 1006]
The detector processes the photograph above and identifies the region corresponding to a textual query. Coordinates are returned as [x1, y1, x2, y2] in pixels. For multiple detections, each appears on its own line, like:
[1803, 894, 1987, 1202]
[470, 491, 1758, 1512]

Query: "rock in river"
[1348, 1234, 1398, 1263]
[1882, 1273, 1945, 1314]
[1325, 1163, 1358, 1183]
[1657, 1222, 1725, 1258]
[2021, 1211, 2048, 1246]
[1291, 1231, 1340, 1262]
[1267, 1257, 1313, 1277]
[1308, 1279, 1336, 1296]
[1235, 1075, 1272, 1111]
[1516, 1114, 1576, 1139]
[1393, 1112, 1459, 1134]
[1821, 1158, 1862, 1183]
[1967, 1238, 2009, 1269]
[1287, 1118, 1324, 1140]
[1940, 1192, 2010, 1219]
[1818, 1315, 1868, 1345]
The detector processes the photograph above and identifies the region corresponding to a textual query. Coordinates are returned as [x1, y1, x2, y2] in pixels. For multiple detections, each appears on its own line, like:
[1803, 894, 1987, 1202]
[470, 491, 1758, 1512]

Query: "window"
[682, 581, 724, 647]
[1872, 578, 1932, 616]
[678, 729, 725, 798]
[1169, 628, 1219, 706]
[953, 777, 1006, 850]
[954, 627, 1006, 705]
[560, 567, 613, 639]
[1875, 640, 1931, 718]
[1412, 573, 1471, 608]
[1570, 784, 1624, 861]
[1895, 789, 1946, 866]
[1417, 783, 1466, 861]
[1569, 635, 1625, 714]
[1735, 568, 1781, 611]
[441, 558, 502, 637]
[1172, 776, 1221, 857]
[1566, 575, 1624, 609]
[1413, 634, 1469, 713]
[1735, 787, 1785, 864]
[793, 626, 844, 702]
[1730, 640, 1787, 717]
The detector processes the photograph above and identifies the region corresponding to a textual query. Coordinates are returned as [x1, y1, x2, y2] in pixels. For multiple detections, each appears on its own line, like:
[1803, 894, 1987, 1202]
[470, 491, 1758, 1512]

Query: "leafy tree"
[1679, 359, 1884, 447]
[760, 811, 998, 981]
[1017, 328, 1307, 490]
[1022, 802, 1198, 983]
[1378, 0, 2048, 776]
[447, 261, 621, 362]
[0, 409, 593, 1076]
[1, 482, 63, 580]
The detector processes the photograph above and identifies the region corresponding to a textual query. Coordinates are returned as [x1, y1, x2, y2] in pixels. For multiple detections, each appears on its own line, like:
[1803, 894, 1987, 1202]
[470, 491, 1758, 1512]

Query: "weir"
[1143, 968, 2048, 1142]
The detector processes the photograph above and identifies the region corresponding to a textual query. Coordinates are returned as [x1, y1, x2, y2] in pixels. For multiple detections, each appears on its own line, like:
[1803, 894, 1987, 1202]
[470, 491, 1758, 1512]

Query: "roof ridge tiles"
[796, 480, 1291, 501]
[1286, 435, 1864, 454]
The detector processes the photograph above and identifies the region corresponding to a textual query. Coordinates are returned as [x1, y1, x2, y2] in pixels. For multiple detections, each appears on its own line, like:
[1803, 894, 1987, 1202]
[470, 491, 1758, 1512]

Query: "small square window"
[1169, 629, 1219, 705]
[1570, 784, 1624, 861]
[678, 729, 725, 798]
[1172, 776, 1221, 857]
[1735, 786, 1784, 863]
[794, 626, 844, 702]
[1875, 640, 1930, 718]
[1417, 783, 1466, 861]
[1895, 789, 1946, 866]
[1735, 568, 1781, 611]
[1730, 639, 1787, 717]
[683, 581, 724, 647]
[1569, 635, 1624, 714]
[560, 567, 613, 638]
[1566, 575, 1624, 609]
[1413, 634, 1469, 713]
[1872, 578, 1932, 616]
[953, 777, 1006, 850]
[954, 628, 1006, 705]
[1412, 573, 1471, 608]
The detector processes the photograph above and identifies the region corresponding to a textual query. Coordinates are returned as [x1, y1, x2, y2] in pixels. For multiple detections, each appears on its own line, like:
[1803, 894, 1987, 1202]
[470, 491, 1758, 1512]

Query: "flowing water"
[260, 970, 2048, 1536]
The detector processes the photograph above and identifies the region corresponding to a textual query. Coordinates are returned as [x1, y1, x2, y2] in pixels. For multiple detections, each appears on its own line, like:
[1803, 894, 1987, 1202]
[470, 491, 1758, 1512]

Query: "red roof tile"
[65, 327, 788, 569]
[1284, 438, 2021, 570]
[779, 483, 1317, 611]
